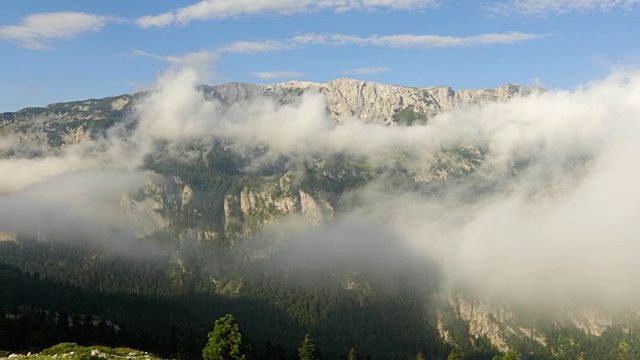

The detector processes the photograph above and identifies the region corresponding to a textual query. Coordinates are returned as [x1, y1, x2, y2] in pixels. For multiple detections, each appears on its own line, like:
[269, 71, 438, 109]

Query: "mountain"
[1, 78, 637, 360]
[250, 79, 533, 123]
[0, 79, 536, 148]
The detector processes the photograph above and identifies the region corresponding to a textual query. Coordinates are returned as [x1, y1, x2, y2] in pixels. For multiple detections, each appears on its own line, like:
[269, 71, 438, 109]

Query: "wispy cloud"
[136, 0, 441, 28]
[220, 32, 545, 54]
[131, 49, 218, 67]
[357, 32, 544, 47]
[129, 49, 218, 82]
[343, 67, 390, 75]
[218, 40, 297, 54]
[254, 71, 304, 80]
[0, 12, 114, 49]
[489, 0, 640, 16]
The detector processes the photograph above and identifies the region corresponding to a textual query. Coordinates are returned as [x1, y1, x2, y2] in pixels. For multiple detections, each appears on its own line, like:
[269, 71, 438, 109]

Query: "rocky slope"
[262, 79, 536, 123]
[0, 79, 538, 149]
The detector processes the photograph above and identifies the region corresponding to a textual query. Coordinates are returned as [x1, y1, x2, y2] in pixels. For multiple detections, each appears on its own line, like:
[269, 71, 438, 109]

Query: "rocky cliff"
[262, 79, 536, 123]
[0, 79, 538, 150]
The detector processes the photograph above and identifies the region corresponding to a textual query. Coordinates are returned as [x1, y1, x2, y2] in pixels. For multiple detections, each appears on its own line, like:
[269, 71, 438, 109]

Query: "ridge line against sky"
[0, 0, 639, 112]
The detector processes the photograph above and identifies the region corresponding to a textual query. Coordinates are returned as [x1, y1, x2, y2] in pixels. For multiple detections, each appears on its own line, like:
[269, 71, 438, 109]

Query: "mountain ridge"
[1, 78, 539, 126]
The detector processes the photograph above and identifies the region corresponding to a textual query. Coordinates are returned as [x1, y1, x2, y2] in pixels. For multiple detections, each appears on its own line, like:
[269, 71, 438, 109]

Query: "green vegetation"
[9, 343, 159, 360]
[347, 348, 357, 360]
[0, 236, 443, 359]
[492, 351, 520, 360]
[202, 315, 251, 360]
[297, 335, 319, 360]
[393, 106, 428, 126]
[619, 342, 630, 360]
[447, 348, 461, 360]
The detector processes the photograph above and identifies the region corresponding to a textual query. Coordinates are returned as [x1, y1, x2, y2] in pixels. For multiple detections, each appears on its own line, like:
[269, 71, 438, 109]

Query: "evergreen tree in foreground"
[348, 348, 358, 360]
[202, 314, 251, 360]
[298, 334, 319, 360]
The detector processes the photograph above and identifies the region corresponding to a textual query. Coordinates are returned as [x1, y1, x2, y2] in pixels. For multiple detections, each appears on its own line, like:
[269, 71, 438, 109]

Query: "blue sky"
[0, 0, 639, 112]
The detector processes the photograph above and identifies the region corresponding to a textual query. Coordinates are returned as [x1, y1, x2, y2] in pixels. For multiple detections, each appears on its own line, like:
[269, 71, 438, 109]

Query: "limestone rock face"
[441, 293, 640, 353]
[261, 78, 537, 124]
[110, 97, 130, 111]
[222, 173, 334, 240]
[0, 232, 17, 242]
[200, 82, 265, 106]
[194, 79, 537, 125]
[447, 294, 515, 353]
[299, 190, 333, 226]
[180, 184, 193, 211]
[1, 79, 537, 152]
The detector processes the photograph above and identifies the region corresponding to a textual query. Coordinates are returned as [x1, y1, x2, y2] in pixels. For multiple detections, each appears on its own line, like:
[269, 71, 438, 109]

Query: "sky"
[0, 0, 639, 112]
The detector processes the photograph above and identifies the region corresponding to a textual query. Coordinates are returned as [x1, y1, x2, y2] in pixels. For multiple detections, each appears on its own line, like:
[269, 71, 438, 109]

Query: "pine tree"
[618, 342, 629, 360]
[348, 348, 358, 360]
[298, 334, 319, 360]
[202, 314, 251, 360]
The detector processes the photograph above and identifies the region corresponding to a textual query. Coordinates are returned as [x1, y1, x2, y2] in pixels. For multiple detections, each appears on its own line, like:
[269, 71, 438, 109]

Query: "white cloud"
[218, 40, 295, 54]
[136, 12, 175, 28]
[136, 0, 440, 28]
[361, 32, 545, 47]
[0, 12, 113, 49]
[343, 67, 390, 75]
[220, 32, 544, 54]
[489, 0, 640, 15]
[254, 71, 304, 80]
[131, 49, 218, 66]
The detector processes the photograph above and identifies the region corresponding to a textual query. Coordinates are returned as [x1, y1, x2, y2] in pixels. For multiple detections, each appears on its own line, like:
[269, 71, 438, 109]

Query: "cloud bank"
[193, 69, 640, 309]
